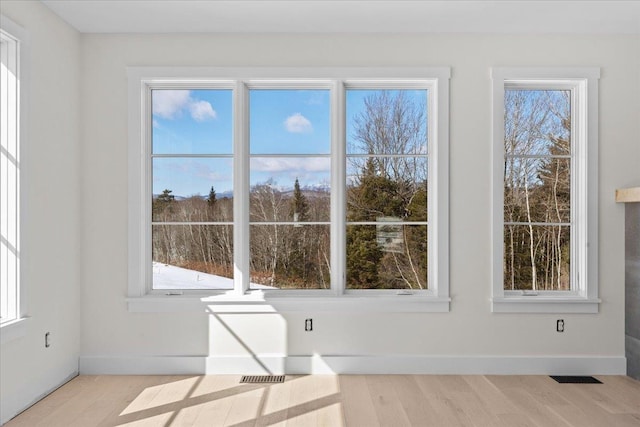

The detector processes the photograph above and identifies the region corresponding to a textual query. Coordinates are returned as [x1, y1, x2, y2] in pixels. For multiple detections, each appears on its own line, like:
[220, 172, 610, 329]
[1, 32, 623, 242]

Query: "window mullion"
[331, 80, 345, 296]
[142, 84, 153, 295]
[571, 85, 579, 295]
[234, 81, 250, 295]
[492, 77, 506, 300]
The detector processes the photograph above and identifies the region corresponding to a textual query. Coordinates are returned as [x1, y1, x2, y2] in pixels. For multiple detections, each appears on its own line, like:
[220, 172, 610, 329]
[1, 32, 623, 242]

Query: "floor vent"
[550, 376, 602, 384]
[240, 375, 285, 384]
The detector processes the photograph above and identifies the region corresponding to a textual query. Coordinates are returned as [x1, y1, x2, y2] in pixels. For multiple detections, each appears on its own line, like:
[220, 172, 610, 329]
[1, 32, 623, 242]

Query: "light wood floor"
[5, 375, 640, 426]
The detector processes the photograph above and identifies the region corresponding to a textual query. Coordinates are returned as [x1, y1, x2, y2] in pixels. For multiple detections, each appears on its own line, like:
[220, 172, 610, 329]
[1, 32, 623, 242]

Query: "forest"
[503, 89, 571, 291]
[151, 89, 571, 291]
[152, 91, 428, 290]
[152, 167, 427, 290]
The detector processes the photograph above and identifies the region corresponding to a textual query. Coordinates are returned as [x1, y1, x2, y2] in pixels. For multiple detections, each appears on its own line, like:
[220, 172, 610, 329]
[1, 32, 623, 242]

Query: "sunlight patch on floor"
[190, 375, 240, 398]
[120, 377, 200, 416]
[222, 386, 265, 425]
[115, 411, 175, 426]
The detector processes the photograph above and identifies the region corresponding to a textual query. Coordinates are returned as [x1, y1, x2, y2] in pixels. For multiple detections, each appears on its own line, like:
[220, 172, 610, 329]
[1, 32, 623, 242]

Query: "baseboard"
[79, 354, 626, 376]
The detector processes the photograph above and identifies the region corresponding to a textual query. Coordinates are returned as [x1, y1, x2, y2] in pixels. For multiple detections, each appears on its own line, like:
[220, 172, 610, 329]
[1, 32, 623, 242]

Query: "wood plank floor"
[5, 375, 640, 426]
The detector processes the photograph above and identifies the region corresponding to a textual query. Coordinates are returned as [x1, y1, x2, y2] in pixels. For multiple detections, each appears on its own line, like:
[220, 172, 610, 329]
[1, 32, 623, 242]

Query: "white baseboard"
[79, 354, 626, 376]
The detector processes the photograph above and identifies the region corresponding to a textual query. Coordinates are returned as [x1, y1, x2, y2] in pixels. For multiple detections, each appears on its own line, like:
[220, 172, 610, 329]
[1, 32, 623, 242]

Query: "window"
[249, 89, 331, 290]
[491, 68, 600, 313]
[1, 16, 27, 337]
[346, 89, 428, 290]
[128, 68, 450, 311]
[151, 89, 234, 291]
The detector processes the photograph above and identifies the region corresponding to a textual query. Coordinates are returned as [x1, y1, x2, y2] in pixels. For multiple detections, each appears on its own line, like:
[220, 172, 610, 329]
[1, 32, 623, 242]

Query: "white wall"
[0, 5, 636, 421]
[77, 33, 639, 374]
[0, 1, 81, 423]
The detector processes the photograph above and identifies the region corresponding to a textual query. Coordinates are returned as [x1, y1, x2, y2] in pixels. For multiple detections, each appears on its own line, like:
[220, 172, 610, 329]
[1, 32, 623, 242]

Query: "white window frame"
[491, 67, 600, 313]
[1, 15, 29, 343]
[128, 67, 450, 313]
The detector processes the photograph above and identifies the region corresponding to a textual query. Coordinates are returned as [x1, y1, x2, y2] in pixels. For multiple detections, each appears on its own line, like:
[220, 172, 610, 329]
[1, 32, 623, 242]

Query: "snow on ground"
[153, 261, 275, 290]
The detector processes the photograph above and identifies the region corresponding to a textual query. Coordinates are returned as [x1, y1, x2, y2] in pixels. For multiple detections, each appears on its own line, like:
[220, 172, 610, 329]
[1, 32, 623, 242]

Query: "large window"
[491, 68, 600, 313]
[1, 16, 26, 335]
[129, 68, 450, 310]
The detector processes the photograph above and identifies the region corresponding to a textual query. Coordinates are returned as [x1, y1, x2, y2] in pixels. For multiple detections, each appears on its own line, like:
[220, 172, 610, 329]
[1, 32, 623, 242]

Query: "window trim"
[128, 67, 450, 312]
[1, 15, 28, 335]
[490, 67, 600, 313]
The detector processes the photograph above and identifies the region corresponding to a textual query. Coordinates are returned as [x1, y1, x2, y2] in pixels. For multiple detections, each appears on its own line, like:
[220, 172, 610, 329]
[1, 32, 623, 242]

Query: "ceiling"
[40, 0, 640, 34]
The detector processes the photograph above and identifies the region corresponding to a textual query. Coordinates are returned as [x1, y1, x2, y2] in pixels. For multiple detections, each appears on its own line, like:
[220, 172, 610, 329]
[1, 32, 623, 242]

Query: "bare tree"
[503, 90, 571, 290]
[350, 91, 427, 185]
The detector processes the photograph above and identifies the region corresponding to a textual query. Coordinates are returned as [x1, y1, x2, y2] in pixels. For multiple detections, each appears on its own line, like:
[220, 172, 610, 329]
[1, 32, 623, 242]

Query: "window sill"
[0, 317, 30, 345]
[127, 294, 451, 313]
[491, 297, 600, 313]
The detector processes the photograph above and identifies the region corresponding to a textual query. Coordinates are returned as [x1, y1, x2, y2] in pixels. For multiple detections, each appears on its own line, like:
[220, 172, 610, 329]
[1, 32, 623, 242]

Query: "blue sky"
[152, 88, 427, 198]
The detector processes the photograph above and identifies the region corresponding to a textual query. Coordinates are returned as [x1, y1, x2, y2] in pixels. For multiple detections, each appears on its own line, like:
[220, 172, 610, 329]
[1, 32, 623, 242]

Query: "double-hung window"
[491, 68, 600, 313]
[1, 15, 27, 340]
[128, 68, 450, 311]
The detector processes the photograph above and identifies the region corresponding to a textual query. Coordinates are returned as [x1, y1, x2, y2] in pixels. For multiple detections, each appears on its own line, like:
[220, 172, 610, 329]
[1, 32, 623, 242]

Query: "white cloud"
[284, 113, 312, 133]
[250, 157, 330, 173]
[153, 90, 217, 122]
[189, 100, 217, 122]
[152, 90, 191, 119]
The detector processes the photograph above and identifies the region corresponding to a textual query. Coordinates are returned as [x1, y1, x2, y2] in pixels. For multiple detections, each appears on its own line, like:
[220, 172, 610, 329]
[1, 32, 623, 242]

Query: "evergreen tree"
[286, 178, 311, 284]
[290, 178, 309, 222]
[157, 188, 175, 203]
[404, 185, 428, 284]
[207, 186, 217, 207]
[153, 189, 175, 221]
[346, 159, 405, 288]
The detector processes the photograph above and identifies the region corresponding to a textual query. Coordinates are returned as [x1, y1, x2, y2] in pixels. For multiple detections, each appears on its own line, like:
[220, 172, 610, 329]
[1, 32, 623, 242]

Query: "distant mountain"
[153, 184, 329, 201]
[217, 191, 234, 199]
[152, 191, 233, 200]
[302, 182, 331, 193]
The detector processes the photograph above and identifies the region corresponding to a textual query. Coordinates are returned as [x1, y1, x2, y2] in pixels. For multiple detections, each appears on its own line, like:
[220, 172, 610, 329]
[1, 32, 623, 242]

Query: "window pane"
[504, 157, 570, 223]
[249, 225, 330, 289]
[504, 90, 570, 157]
[347, 157, 427, 222]
[250, 157, 330, 222]
[346, 89, 428, 155]
[503, 224, 570, 291]
[152, 158, 233, 222]
[346, 225, 427, 290]
[152, 89, 232, 154]
[250, 89, 330, 154]
[1, 31, 19, 324]
[152, 225, 233, 290]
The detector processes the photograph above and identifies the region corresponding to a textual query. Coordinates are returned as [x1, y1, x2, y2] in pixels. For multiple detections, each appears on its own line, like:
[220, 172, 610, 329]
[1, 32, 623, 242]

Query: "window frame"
[1, 15, 29, 342]
[491, 67, 600, 313]
[128, 67, 450, 312]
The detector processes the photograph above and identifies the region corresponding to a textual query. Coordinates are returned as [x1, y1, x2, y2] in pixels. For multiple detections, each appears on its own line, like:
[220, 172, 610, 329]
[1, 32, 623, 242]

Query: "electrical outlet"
[304, 318, 313, 332]
[45, 332, 51, 348]
[556, 319, 565, 333]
